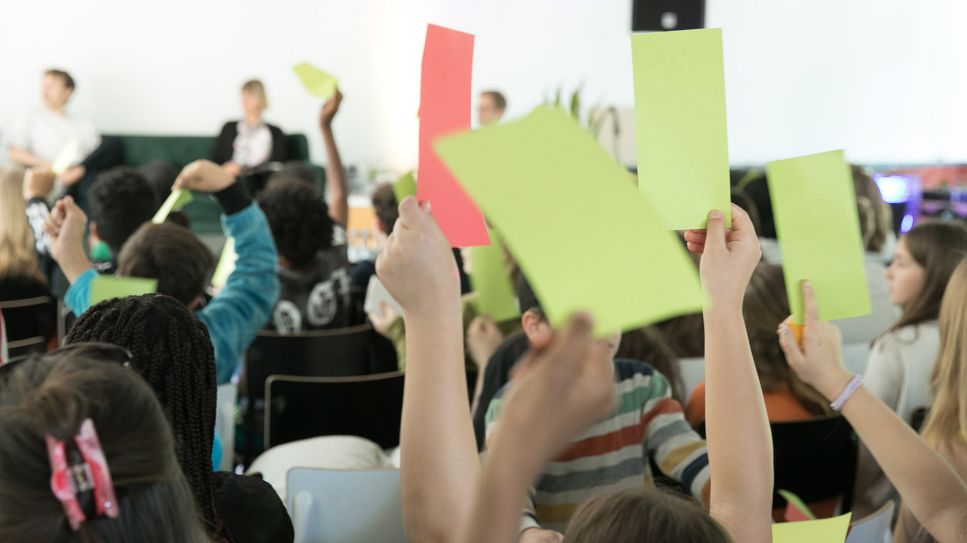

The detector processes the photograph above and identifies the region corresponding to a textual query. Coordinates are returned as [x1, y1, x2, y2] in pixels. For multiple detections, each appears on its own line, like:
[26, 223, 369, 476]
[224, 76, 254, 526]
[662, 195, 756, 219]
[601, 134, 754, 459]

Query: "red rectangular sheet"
[418, 24, 490, 247]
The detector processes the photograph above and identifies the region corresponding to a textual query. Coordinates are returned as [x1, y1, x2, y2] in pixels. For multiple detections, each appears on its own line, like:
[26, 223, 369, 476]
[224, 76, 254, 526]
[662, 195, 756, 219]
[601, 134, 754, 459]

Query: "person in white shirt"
[7, 70, 101, 195]
[212, 79, 288, 187]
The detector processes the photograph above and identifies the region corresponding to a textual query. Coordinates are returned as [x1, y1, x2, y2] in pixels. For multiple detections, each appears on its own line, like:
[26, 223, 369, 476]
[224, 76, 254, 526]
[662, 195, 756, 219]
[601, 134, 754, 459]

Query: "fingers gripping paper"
[632, 28, 731, 229]
[766, 150, 871, 324]
[418, 24, 489, 247]
[435, 107, 703, 335]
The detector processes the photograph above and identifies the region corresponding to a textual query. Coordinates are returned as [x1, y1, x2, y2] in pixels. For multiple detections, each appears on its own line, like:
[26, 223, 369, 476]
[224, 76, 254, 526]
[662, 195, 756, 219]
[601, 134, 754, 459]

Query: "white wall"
[2, 0, 965, 176]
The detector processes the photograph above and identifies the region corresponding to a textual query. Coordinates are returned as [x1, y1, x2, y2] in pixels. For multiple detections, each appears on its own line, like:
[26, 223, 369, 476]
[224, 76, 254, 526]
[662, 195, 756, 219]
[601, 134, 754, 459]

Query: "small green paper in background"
[152, 189, 193, 224]
[293, 63, 339, 100]
[631, 28, 731, 229]
[394, 171, 417, 202]
[90, 276, 157, 306]
[772, 512, 851, 543]
[778, 489, 817, 521]
[435, 107, 703, 335]
[469, 231, 519, 323]
[766, 150, 870, 324]
[210, 237, 237, 290]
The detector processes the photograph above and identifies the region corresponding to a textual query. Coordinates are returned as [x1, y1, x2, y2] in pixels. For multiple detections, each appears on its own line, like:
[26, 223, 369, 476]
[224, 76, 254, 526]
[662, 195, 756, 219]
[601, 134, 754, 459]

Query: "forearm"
[703, 306, 773, 541]
[461, 432, 540, 543]
[401, 309, 479, 543]
[8, 146, 47, 168]
[840, 386, 967, 540]
[321, 126, 348, 227]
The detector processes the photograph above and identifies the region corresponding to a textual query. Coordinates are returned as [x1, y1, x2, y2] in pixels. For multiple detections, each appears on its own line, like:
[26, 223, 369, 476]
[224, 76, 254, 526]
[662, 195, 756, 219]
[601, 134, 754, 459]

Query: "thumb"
[704, 209, 727, 253]
[396, 196, 422, 229]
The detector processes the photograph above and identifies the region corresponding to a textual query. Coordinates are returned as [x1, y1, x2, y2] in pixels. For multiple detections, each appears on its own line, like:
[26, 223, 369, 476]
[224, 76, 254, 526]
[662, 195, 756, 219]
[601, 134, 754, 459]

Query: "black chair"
[242, 324, 398, 461]
[0, 296, 55, 359]
[697, 415, 857, 510]
[265, 372, 405, 450]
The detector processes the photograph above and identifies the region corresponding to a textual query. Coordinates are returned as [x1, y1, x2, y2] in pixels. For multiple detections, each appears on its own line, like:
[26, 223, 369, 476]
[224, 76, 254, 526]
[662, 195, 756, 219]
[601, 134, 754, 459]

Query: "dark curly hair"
[65, 294, 229, 542]
[257, 177, 334, 268]
[88, 167, 158, 254]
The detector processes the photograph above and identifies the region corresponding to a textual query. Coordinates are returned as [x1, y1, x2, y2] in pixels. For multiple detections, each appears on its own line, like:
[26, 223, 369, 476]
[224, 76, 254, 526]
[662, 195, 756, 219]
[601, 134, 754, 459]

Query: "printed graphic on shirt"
[273, 300, 303, 334]
[306, 268, 351, 327]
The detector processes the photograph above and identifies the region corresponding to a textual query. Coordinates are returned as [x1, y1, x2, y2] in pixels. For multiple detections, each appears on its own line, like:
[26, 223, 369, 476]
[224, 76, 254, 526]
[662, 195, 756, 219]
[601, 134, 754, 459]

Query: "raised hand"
[43, 196, 91, 282]
[683, 204, 761, 310]
[174, 160, 237, 193]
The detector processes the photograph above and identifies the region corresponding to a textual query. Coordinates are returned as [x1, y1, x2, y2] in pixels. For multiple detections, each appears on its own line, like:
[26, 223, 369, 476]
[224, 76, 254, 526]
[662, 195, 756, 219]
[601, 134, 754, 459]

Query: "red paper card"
[418, 24, 490, 247]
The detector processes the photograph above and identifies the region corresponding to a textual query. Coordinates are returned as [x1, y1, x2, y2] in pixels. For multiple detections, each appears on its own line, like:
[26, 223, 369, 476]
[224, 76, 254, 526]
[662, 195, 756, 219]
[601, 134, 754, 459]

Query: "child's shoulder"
[874, 321, 940, 350]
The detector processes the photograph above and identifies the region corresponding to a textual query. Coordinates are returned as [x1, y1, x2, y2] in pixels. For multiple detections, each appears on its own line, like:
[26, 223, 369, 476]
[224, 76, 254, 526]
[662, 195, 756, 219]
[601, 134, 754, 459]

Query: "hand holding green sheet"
[767, 150, 870, 323]
[152, 189, 193, 224]
[435, 107, 703, 335]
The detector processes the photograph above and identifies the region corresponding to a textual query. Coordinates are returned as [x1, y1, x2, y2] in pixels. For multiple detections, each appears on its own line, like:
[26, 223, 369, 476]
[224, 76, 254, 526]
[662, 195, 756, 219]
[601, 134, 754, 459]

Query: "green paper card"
[394, 171, 417, 202]
[772, 513, 851, 543]
[469, 232, 519, 322]
[90, 276, 157, 306]
[152, 189, 193, 224]
[766, 150, 870, 324]
[211, 237, 237, 290]
[778, 489, 817, 521]
[631, 28, 731, 229]
[293, 63, 339, 100]
[435, 107, 703, 335]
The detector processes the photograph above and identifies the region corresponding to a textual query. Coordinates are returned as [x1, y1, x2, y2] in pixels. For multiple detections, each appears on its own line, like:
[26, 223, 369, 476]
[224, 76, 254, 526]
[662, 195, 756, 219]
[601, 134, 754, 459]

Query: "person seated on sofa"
[7, 69, 121, 210]
[212, 79, 288, 194]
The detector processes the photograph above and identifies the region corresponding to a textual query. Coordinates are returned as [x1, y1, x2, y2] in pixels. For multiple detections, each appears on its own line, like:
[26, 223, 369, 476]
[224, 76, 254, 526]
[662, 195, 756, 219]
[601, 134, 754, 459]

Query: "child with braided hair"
[65, 294, 293, 543]
[0, 347, 207, 542]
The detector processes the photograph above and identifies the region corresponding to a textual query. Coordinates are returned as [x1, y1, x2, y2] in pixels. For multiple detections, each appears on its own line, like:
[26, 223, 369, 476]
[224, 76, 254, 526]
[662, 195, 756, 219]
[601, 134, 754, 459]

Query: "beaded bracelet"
[830, 374, 863, 412]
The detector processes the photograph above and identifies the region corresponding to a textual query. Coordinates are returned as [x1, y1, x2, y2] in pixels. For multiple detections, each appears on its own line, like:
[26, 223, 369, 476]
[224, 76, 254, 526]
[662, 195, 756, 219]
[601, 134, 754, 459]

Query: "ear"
[521, 309, 549, 344]
[88, 222, 101, 249]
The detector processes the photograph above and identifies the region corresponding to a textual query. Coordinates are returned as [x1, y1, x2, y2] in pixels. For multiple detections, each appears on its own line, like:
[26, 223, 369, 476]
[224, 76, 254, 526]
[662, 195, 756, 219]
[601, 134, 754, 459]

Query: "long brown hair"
[890, 221, 967, 333]
[852, 165, 893, 253]
[744, 263, 830, 415]
[565, 486, 732, 543]
[922, 259, 967, 449]
[0, 168, 45, 283]
[0, 351, 206, 542]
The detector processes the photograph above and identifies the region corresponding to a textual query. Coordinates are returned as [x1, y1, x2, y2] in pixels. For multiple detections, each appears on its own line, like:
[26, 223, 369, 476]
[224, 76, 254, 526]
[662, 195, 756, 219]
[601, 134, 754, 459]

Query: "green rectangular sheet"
[772, 513, 851, 543]
[90, 276, 157, 306]
[435, 107, 703, 335]
[210, 237, 237, 290]
[767, 150, 871, 323]
[293, 63, 339, 100]
[632, 28, 731, 229]
[394, 171, 418, 202]
[469, 231, 520, 323]
[152, 189, 193, 224]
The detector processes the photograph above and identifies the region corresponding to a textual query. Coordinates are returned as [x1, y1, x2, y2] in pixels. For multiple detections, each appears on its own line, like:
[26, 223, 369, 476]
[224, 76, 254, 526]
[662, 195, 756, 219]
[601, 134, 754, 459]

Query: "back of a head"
[89, 167, 158, 254]
[0, 352, 205, 542]
[65, 294, 221, 535]
[371, 182, 399, 235]
[894, 221, 967, 330]
[258, 177, 334, 267]
[743, 264, 829, 413]
[117, 223, 214, 305]
[923, 259, 967, 447]
[0, 168, 44, 282]
[565, 487, 731, 543]
[137, 160, 180, 206]
[851, 165, 893, 253]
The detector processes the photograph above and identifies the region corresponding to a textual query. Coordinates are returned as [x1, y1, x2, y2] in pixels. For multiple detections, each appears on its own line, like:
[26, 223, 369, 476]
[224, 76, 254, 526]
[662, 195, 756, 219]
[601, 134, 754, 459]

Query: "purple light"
[901, 214, 914, 233]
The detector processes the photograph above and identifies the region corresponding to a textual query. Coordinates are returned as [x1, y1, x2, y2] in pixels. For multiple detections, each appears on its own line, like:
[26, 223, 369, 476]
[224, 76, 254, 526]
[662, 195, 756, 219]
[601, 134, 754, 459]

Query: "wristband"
[830, 374, 863, 412]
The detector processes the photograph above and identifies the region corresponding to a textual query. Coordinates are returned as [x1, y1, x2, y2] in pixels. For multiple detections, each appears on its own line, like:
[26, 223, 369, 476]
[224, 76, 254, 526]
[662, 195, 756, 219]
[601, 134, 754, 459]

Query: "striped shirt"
[484, 359, 711, 533]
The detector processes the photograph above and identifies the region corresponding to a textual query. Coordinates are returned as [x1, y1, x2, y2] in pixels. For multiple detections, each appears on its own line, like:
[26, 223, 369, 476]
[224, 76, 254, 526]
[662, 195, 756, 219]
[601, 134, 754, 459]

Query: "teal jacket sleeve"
[197, 203, 280, 384]
[65, 268, 98, 315]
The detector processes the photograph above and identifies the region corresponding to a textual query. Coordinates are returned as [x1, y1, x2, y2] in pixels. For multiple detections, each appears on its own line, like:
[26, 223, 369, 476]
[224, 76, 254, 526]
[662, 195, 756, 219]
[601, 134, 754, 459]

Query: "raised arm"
[319, 91, 348, 227]
[377, 198, 475, 542]
[684, 206, 773, 543]
[779, 283, 967, 543]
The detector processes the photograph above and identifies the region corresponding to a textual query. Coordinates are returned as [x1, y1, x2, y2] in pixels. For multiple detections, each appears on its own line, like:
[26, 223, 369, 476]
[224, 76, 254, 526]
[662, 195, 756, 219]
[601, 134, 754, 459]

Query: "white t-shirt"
[232, 120, 272, 167]
[864, 321, 940, 423]
[7, 108, 100, 165]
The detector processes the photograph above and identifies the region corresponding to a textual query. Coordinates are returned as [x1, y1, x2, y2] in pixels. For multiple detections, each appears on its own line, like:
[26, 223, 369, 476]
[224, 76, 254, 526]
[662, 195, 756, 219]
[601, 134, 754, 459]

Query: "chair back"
[287, 467, 404, 543]
[697, 415, 857, 510]
[845, 500, 895, 543]
[266, 372, 405, 449]
[0, 296, 55, 358]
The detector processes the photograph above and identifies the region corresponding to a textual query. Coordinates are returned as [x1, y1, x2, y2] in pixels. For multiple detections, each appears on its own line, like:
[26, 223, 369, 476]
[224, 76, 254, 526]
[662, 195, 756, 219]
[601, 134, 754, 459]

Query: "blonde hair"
[0, 168, 45, 283]
[923, 259, 967, 447]
[241, 79, 268, 109]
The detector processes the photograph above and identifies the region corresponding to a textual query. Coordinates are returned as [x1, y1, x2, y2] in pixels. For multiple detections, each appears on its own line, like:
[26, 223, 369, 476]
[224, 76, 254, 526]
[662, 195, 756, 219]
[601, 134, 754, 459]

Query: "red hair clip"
[46, 419, 119, 531]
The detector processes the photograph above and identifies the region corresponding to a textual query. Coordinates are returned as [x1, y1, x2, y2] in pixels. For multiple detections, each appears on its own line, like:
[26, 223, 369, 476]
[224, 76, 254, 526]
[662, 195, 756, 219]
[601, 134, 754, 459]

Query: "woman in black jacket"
[212, 79, 287, 181]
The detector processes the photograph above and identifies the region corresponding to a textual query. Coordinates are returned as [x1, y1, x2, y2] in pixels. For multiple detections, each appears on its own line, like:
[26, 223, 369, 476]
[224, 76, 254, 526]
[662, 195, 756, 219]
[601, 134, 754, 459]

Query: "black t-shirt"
[214, 472, 294, 543]
[472, 333, 531, 450]
[271, 246, 352, 334]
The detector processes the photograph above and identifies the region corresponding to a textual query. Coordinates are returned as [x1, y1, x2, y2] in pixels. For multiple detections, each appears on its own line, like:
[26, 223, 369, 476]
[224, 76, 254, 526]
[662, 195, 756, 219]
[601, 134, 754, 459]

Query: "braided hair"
[65, 294, 230, 542]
